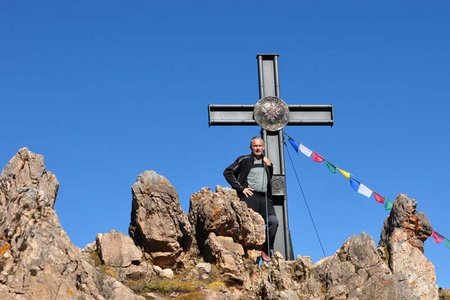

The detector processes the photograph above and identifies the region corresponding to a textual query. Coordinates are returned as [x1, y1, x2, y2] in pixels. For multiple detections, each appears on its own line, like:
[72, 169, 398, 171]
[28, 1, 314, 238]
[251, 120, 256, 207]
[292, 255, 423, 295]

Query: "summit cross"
[208, 54, 333, 259]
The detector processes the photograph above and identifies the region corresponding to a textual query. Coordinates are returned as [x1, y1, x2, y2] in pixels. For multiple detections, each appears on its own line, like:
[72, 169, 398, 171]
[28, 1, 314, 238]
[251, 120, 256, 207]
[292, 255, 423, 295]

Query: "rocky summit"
[0, 148, 447, 299]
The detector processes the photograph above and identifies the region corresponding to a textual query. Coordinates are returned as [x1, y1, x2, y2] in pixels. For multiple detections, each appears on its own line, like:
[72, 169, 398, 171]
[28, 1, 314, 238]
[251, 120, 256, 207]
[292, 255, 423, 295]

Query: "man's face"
[251, 139, 265, 157]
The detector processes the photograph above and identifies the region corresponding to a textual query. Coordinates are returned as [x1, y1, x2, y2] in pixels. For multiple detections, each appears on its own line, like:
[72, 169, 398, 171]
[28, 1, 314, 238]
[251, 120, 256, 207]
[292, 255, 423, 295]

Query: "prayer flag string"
[285, 133, 449, 250]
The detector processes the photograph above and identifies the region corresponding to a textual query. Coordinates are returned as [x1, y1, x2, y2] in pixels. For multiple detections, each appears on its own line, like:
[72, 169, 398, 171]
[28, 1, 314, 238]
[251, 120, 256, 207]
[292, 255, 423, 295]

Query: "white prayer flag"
[299, 144, 313, 157]
[357, 183, 373, 198]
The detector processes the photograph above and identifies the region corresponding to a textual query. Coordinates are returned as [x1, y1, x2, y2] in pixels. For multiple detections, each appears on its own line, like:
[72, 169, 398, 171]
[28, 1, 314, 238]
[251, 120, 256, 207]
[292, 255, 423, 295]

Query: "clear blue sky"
[1, 1, 449, 287]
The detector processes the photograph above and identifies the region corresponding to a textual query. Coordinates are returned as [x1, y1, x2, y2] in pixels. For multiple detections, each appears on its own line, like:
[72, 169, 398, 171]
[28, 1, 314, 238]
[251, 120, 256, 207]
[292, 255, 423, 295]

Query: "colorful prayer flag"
[288, 138, 300, 153]
[357, 183, 372, 198]
[384, 199, 393, 211]
[350, 177, 373, 197]
[299, 144, 313, 158]
[337, 168, 351, 180]
[312, 152, 325, 163]
[373, 192, 385, 204]
[431, 231, 445, 243]
[350, 177, 359, 192]
[325, 161, 336, 173]
[445, 239, 450, 249]
[285, 133, 450, 251]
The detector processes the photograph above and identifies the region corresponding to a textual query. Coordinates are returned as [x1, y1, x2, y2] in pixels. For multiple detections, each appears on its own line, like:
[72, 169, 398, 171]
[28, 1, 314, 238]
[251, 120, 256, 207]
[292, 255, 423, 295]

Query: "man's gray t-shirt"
[247, 158, 267, 192]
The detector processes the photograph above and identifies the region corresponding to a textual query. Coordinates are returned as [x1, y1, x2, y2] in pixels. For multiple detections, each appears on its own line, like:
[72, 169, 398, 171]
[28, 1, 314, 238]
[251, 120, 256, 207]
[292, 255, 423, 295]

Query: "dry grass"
[142, 278, 200, 294]
[124, 265, 228, 299]
[207, 280, 225, 291]
[88, 249, 102, 266]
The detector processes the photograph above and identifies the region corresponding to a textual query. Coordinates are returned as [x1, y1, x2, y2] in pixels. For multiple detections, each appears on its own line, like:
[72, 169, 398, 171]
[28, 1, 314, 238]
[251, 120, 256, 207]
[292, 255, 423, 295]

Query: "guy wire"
[284, 140, 327, 257]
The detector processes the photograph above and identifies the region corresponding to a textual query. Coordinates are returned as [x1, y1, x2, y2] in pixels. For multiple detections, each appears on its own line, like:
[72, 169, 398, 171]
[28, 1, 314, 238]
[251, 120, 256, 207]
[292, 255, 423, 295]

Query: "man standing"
[223, 137, 279, 261]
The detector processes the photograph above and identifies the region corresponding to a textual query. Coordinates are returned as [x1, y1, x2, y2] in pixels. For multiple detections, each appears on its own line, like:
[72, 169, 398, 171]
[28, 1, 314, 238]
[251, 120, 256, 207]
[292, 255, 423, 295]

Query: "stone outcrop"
[129, 170, 194, 268]
[0, 148, 142, 299]
[306, 233, 414, 299]
[188, 186, 265, 275]
[205, 232, 246, 274]
[188, 186, 265, 252]
[96, 230, 142, 267]
[379, 193, 433, 252]
[378, 194, 437, 300]
[0, 148, 445, 299]
[258, 230, 437, 300]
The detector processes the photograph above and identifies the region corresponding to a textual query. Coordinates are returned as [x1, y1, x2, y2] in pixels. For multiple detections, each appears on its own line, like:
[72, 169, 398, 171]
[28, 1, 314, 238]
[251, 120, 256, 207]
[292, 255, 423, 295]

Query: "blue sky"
[1, 1, 449, 287]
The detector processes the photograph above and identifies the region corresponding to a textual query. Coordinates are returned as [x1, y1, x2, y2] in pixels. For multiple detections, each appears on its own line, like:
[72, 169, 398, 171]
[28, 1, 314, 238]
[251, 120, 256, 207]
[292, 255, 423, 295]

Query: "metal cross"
[208, 54, 333, 259]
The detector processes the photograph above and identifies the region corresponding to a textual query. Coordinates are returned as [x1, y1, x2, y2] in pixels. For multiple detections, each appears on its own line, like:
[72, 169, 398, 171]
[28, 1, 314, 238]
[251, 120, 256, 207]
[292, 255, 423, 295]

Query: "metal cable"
[284, 141, 327, 257]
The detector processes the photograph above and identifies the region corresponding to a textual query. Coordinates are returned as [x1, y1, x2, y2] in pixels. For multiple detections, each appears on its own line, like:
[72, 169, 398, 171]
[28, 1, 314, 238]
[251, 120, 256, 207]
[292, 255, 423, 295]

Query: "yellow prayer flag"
[337, 168, 351, 179]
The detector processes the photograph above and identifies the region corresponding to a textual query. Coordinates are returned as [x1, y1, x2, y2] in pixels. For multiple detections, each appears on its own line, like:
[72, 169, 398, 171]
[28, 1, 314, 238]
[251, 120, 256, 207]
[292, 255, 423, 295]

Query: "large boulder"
[188, 186, 265, 253]
[204, 232, 245, 274]
[187, 186, 265, 276]
[129, 170, 194, 268]
[0, 148, 142, 300]
[96, 230, 142, 268]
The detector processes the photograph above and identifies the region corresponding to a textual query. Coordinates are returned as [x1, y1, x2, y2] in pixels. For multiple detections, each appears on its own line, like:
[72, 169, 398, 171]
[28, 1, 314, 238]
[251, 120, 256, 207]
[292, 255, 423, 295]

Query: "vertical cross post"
[257, 54, 293, 259]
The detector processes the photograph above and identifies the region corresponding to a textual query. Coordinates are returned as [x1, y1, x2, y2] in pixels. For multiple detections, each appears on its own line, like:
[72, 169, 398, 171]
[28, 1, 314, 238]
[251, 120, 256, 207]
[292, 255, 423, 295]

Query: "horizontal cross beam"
[208, 104, 334, 127]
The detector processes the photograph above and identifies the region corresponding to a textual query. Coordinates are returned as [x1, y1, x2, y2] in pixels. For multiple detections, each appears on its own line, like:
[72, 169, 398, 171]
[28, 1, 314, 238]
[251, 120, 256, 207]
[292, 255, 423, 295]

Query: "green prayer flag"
[384, 199, 393, 211]
[445, 239, 450, 249]
[325, 161, 336, 173]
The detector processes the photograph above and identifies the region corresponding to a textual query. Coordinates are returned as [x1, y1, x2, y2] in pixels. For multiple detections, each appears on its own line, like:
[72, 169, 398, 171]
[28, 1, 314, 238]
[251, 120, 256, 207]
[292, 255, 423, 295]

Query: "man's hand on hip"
[243, 187, 254, 197]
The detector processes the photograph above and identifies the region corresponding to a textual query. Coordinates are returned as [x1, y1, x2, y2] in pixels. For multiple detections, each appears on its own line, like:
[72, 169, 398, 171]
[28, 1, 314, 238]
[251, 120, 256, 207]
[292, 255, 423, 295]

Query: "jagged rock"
[297, 233, 407, 299]
[0, 148, 445, 299]
[96, 230, 142, 267]
[378, 194, 438, 300]
[84, 238, 154, 283]
[205, 232, 245, 275]
[129, 170, 194, 268]
[0, 148, 142, 299]
[260, 252, 301, 299]
[379, 193, 433, 252]
[87, 231, 152, 284]
[388, 230, 438, 300]
[188, 186, 265, 254]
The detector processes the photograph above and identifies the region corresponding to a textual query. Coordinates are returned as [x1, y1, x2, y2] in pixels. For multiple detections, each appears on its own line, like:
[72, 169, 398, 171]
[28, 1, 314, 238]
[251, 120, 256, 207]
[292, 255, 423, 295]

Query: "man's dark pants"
[243, 191, 279, 252]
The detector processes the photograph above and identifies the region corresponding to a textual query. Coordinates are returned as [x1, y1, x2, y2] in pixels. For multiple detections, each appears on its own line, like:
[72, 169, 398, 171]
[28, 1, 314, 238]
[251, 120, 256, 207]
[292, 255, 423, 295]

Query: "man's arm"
[223, 156, 246, 194]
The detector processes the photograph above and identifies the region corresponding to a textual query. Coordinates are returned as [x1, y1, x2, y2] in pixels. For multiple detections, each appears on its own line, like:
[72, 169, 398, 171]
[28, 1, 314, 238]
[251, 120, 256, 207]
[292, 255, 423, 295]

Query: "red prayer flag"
[373, 192, 385, 204]
[431, 230, 445, 243]
[311, 152, 325, 163]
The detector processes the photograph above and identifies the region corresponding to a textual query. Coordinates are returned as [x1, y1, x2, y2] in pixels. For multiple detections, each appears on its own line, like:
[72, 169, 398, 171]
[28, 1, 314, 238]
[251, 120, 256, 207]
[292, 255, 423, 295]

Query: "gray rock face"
[129, 170, 194, 268]
[0, 148, 143, 300]
[96, 230, 142, 267]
